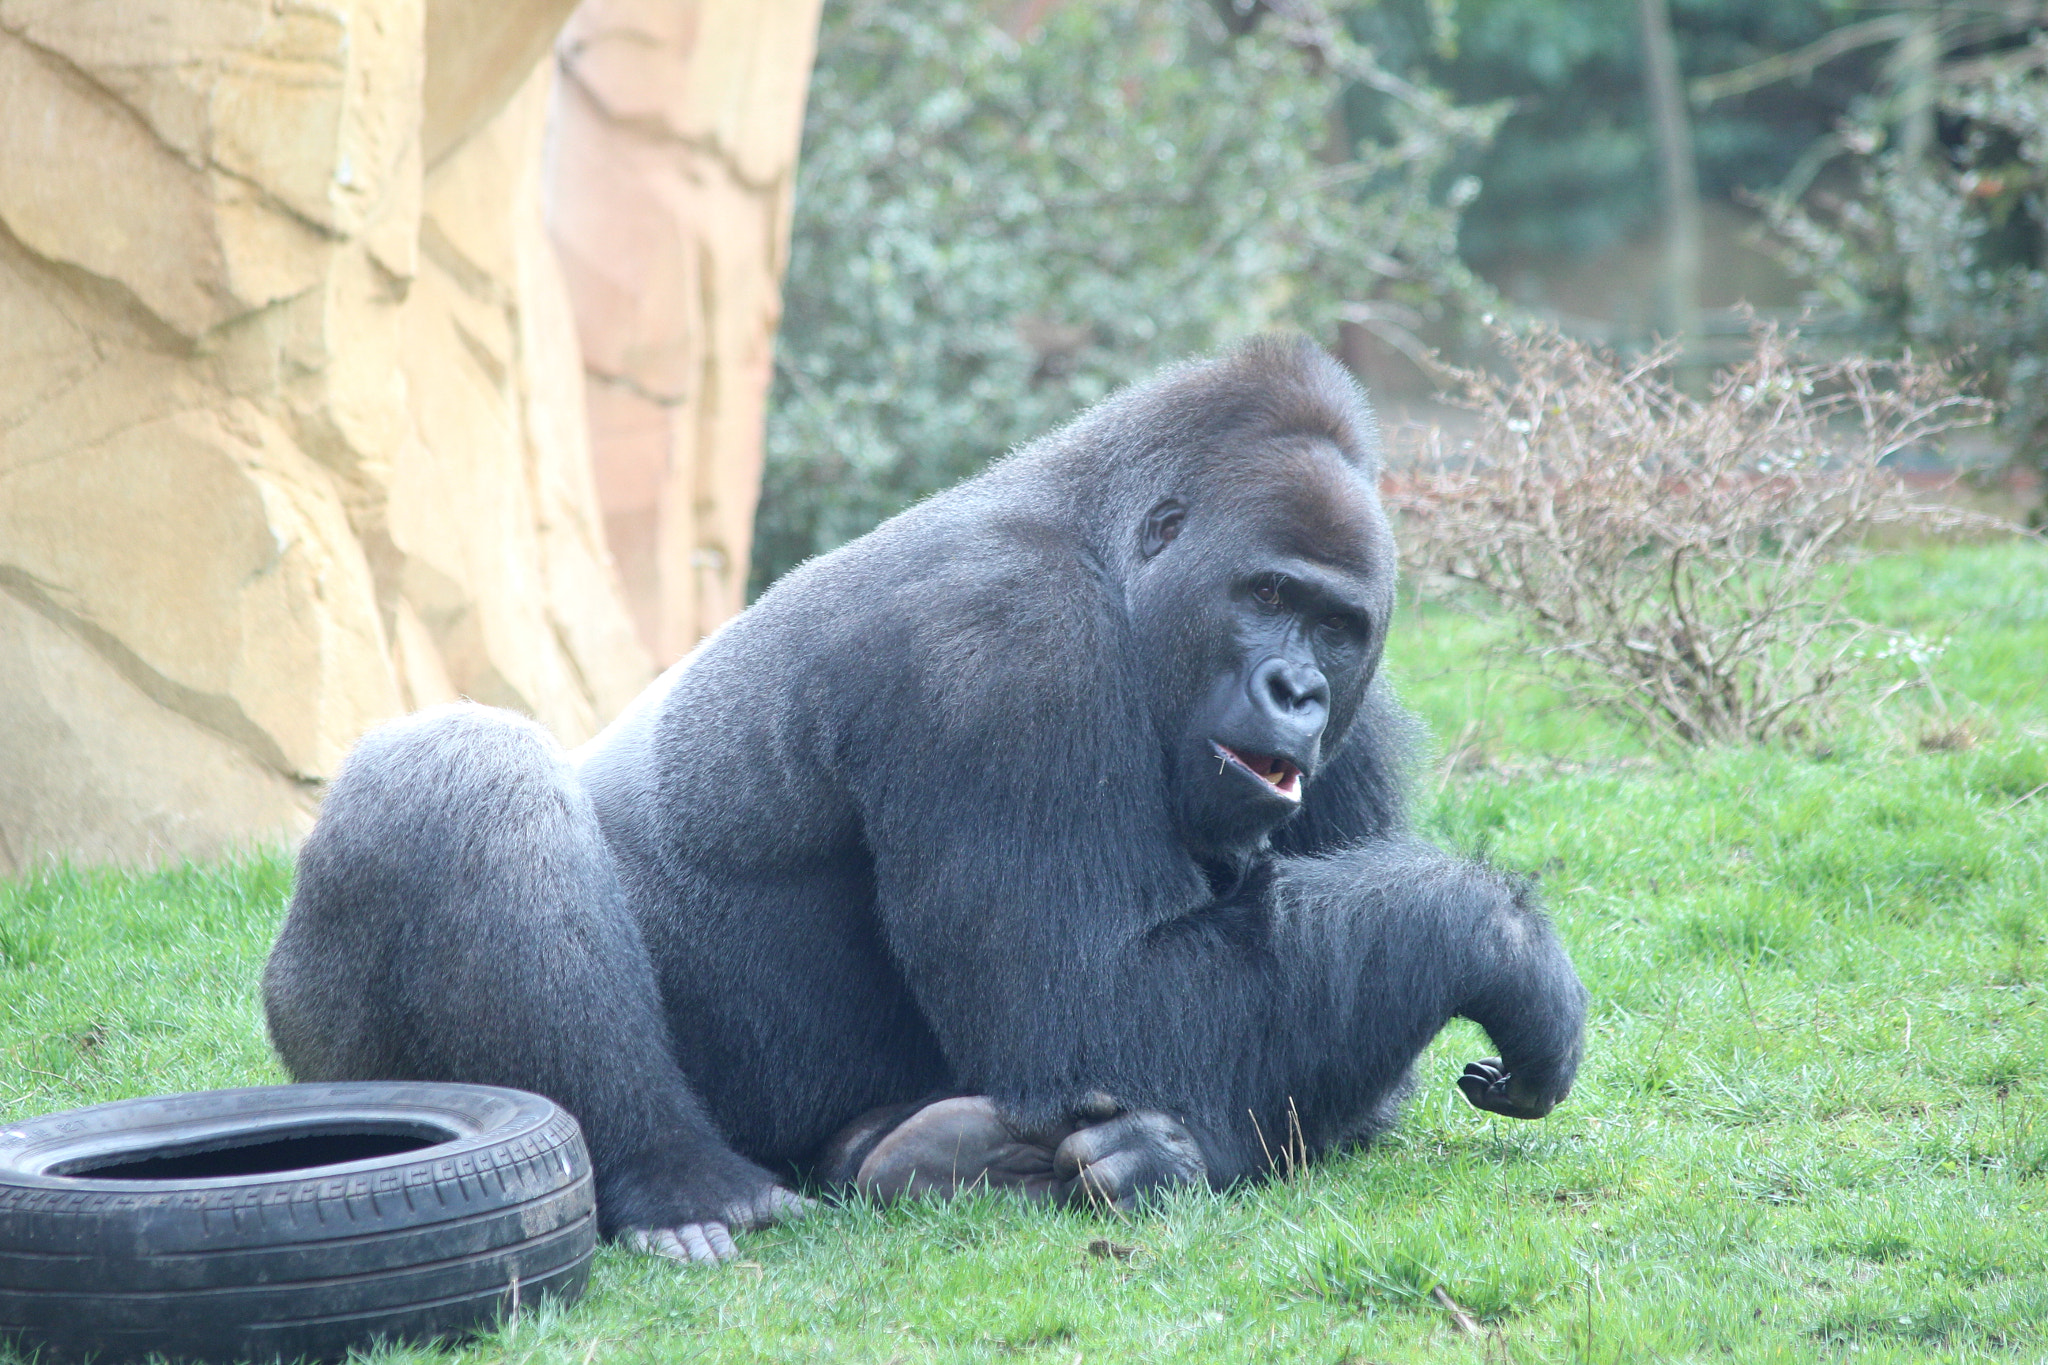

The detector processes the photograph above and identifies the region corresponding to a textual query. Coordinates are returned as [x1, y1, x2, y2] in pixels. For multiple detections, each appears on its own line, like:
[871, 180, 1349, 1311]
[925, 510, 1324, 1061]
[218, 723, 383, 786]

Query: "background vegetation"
[757, 0, 2048, 589]
[752, 0, 1492, 589]
[5, 539, 2044, 1363]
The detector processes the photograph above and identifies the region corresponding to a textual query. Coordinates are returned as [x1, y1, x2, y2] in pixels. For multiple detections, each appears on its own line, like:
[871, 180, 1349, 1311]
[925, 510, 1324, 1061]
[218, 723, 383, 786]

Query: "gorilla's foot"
[854, 1097, 1068, 1202]
[847, 1095, 1209, 1209]
[625, 1187, 813, 1265]
[815, 1096, 948, 1188]
[608, 1146, 815, 1266]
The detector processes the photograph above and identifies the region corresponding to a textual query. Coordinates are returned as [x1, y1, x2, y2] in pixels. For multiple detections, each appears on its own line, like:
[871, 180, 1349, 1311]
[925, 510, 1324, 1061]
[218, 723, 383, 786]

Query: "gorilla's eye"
[1317, 613, 1361, 644]
[1251, 578, 1285, 608]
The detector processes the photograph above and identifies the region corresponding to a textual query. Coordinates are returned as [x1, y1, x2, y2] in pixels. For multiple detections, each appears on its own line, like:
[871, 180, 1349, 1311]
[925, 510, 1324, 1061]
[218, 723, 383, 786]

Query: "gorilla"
[264, 337, 1587, 1264]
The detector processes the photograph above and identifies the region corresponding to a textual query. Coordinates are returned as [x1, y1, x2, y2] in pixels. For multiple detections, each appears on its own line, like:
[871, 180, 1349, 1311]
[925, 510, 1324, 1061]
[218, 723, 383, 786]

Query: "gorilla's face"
[1131, 445, 1393, 859]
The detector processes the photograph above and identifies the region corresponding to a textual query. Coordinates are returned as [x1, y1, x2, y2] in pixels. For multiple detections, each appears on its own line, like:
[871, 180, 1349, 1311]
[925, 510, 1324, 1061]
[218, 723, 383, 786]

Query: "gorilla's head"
[1106, 341, 1395, 860]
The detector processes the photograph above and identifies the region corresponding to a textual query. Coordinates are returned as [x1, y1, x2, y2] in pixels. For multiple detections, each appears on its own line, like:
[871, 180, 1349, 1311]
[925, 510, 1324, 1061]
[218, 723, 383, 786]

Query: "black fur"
[265, 337, 1587, 1237]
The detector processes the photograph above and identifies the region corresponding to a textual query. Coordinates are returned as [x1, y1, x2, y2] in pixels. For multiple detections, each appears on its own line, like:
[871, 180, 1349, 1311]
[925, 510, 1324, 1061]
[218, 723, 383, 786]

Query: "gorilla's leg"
[263, 703, 805, 1261]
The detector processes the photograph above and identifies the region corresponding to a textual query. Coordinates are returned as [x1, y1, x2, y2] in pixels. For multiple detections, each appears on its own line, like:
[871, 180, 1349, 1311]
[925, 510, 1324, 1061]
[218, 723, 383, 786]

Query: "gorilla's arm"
[1269, 684, 1585, 1121]
[865, 743, 1586, 1189]
[1275, 841, 1588, 1129]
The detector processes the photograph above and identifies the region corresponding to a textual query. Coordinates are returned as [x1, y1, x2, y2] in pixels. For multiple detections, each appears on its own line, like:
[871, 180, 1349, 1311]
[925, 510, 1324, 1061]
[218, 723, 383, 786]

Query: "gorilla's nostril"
[1254, 659, 1328, 716]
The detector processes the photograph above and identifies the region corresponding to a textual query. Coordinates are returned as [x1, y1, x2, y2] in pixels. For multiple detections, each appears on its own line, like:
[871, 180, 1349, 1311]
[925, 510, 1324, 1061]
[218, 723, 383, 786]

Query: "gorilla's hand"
[1053, 1108, 1208, 1211]
[1456, 1057, 1568, 1119]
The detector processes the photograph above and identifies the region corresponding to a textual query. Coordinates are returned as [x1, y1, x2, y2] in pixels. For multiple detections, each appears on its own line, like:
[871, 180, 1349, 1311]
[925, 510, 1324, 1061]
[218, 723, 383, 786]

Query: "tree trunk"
[1637, 0, 1702, 348]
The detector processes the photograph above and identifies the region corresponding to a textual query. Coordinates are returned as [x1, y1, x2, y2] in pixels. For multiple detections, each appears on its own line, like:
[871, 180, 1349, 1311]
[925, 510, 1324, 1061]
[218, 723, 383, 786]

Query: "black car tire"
[0, 1082, 596, 1364]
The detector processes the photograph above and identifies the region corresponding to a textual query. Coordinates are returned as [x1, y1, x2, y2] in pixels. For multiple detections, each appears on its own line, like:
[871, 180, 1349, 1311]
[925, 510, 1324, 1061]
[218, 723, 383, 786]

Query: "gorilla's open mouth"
[1214, 744, 1303, 803]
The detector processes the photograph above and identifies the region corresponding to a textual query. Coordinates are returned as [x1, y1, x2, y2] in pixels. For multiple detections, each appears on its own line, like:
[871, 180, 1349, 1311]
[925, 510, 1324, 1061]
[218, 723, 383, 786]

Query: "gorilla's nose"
[1252, 657, 1328, 733]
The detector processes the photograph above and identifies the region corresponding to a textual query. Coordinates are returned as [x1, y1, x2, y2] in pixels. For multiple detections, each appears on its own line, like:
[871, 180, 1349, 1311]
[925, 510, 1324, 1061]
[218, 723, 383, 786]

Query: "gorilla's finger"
[766, 1187, 816, 1223]
[706, 1222, 739, 1260]
[1052, 1115, 1131, 1181]
[626, 1229, 664, 1259]
[1456, 1060, 1510, 1110]
[1457, 1059, 1558, 1119]
[1065, 1148, 1147, 1212]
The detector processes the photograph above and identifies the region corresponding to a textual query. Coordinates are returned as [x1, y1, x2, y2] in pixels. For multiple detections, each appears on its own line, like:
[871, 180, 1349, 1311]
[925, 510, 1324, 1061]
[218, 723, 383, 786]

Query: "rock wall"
[0, 0, 663, 871]
[547, 0, 822, 661]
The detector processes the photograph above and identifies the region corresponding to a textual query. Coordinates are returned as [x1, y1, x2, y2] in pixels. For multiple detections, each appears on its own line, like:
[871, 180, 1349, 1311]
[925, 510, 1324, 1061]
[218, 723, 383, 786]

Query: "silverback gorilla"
[264, 337, 1587, 1263]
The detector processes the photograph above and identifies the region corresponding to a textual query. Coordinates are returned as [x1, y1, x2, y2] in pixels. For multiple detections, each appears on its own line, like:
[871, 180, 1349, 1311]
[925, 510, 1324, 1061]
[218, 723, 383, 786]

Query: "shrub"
[1764, 38, 2048, 517]
[754, 0, 1495, 592]
[1385, 324, 2004, 746]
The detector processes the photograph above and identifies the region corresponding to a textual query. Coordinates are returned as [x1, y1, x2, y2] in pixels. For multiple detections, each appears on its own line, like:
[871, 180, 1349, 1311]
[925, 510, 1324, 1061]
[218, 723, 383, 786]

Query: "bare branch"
[1386, 322, 2014, 746]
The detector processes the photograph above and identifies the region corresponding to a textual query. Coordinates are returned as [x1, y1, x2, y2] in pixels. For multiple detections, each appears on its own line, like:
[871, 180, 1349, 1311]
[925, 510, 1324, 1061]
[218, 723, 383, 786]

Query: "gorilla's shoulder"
[693, 335, 1381, 737]
[749, 474, 1123, 725]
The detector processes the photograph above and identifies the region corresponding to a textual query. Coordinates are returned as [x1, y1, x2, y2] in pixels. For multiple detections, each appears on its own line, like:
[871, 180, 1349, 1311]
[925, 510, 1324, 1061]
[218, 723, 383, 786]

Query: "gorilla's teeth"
[1216, 744, 1303, 800]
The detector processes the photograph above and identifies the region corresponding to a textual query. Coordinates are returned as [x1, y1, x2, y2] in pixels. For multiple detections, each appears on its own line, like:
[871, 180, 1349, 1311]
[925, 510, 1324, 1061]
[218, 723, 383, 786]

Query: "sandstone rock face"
[548, 0, 823, 661]
[0, 0, 678, 871]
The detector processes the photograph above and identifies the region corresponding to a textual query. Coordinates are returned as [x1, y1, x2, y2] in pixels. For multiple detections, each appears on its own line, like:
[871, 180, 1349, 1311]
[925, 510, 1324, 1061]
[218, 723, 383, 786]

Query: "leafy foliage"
[1766, 38, 2048, 510]
[1387, 324, 2001, 745]
[753, 0, 1491, 592]
[1378, 0, 1868, 266]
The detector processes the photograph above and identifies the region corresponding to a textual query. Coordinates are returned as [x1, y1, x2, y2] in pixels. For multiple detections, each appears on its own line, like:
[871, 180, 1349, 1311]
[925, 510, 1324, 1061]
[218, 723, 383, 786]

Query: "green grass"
[4, 540, 2046, 1363]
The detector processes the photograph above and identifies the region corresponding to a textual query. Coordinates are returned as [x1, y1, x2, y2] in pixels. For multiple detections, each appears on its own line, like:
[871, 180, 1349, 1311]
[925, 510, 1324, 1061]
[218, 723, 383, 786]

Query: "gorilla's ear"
[1140, 499, 1187, 559]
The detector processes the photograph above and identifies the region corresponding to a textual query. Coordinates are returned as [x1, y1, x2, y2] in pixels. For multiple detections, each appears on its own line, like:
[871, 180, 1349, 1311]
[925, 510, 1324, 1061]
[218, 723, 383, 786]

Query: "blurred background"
[759, 0, 2047, 596]
[2, 0, 2043, 867]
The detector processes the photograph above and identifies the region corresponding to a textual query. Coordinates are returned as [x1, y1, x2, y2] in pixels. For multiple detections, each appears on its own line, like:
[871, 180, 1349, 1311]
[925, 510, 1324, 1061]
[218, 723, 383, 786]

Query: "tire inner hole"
[53, 1124, 458, 1180]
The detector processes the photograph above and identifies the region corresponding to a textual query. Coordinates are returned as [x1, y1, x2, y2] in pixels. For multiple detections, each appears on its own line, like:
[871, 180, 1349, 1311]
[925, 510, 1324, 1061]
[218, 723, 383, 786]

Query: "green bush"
[753, 0, 1492, 591]
[1767, 40, 2048, 514]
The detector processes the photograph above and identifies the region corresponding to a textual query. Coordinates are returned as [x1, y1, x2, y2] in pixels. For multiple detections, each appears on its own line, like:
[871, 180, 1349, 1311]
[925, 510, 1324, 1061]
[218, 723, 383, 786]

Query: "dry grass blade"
[1431, 1284, 1482, 1335]
[1386, 322, 2014, 746]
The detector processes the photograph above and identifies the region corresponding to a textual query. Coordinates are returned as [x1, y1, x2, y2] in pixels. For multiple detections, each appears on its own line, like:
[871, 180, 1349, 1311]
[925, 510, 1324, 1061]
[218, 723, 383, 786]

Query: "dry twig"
[1431, 1284, 1482, 1335]
[1386, 323, 2010, 746]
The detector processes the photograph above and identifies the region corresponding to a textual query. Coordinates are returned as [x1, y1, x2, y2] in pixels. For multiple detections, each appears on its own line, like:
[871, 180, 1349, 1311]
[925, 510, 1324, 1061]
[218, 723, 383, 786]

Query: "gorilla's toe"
[629, 1222, 739, 1264]
[725, 1185, 814, 1230]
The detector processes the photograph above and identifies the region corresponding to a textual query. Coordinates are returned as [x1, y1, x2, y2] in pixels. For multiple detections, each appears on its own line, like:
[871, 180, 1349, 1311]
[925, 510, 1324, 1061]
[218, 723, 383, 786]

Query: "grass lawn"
[3, 539, 2045, 1364]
